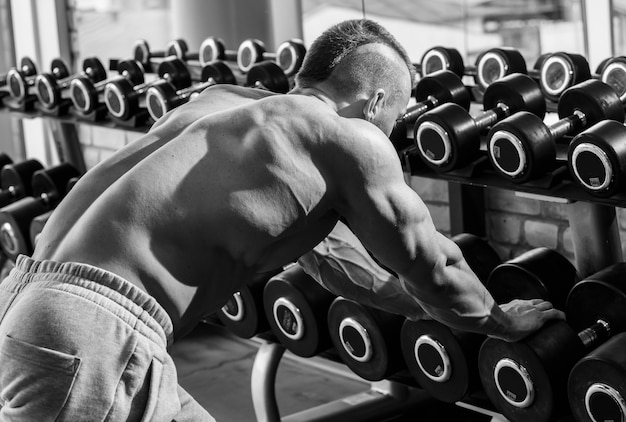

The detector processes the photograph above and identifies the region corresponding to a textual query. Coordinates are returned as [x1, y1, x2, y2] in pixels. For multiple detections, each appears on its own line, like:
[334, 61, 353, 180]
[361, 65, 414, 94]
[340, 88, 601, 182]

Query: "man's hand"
[492, 298, 566, 342]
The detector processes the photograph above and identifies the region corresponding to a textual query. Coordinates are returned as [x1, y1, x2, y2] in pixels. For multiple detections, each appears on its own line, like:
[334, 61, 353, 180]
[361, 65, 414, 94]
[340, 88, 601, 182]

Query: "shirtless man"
[0, 19, 563, 421]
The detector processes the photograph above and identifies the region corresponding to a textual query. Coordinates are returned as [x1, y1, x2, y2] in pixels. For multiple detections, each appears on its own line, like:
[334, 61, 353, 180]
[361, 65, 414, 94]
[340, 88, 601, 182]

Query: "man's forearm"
[297, 221, 428, 320]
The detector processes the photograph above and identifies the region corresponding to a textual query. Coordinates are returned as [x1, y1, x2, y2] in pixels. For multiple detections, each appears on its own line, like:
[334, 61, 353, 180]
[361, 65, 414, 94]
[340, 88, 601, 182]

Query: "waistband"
[5, 255, 174, 347]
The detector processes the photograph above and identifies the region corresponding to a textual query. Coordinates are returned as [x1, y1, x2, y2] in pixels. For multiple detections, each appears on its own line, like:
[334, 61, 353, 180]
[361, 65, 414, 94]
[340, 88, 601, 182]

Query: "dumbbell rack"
[3, 63, 626, 422]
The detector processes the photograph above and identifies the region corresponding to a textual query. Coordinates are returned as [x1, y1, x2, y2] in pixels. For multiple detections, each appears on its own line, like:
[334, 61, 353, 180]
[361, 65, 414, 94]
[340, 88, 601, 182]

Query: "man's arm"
[297, 220, 430, 320]
[329, 122, 563, 341]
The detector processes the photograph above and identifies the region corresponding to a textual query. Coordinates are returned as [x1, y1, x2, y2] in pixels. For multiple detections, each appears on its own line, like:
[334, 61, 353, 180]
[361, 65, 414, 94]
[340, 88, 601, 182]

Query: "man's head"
[295, 19, 416, 136]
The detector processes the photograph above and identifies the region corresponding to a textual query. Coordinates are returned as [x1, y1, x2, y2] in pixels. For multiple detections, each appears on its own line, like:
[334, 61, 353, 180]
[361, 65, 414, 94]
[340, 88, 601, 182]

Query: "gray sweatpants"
[0, 255, 215, 422]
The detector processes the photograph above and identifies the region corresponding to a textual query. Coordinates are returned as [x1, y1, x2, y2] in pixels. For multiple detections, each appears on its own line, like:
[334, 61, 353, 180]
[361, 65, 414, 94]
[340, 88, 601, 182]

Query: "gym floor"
[171, 323, 492, 421]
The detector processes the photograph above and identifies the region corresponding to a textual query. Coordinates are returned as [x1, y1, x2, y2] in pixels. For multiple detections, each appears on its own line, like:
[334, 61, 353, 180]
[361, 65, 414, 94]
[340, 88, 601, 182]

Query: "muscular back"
[32, 85, 351, 336]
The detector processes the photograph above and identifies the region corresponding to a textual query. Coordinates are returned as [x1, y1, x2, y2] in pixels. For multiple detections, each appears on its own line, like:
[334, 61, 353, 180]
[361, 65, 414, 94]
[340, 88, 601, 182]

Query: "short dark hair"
[295, 19, 416, 98]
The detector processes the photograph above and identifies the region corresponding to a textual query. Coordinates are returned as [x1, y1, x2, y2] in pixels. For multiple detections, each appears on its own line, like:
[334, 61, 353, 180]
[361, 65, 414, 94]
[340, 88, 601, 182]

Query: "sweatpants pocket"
[0, 334, 81, 421]
[139, 358, 164, 422]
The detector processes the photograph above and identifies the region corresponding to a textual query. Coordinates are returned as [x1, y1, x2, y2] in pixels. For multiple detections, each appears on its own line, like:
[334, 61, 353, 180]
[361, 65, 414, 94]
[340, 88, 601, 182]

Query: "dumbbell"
[244, 61, 290, 94]
[263, 263, 336, 358]
[69, 59, 144, 115]
[568, 332, 626, 422]
[597, 56, 626, 103]
[400, 233, 502, 403]
[389, 69, 470, 151]
[0, 163, 80, 261]
[104, 57, 191, 121]
[6, 58, 69, 101]
[479, 262, 626, 422]
[537, 52, 591, 103]
[28, 175, 78, 248]
[0, 159, 44, 208]
[132, 39, 167, 69]
[0, 154, 12, 170]
[1, 57, 36, 92]
[237, 38, 306, 76]
[327, 296, 406, 381]
[566, 120, 626, 197]
[198, 37, 238, 67]
[145, 61, 236, 121]
[165, 39, 199, 62]
[487, 79, 625, 183]
[418, 46, 527, 92]
[217, 268, 282, 339]
[413, 73, 545, 172]
[34, 57, 107, 109]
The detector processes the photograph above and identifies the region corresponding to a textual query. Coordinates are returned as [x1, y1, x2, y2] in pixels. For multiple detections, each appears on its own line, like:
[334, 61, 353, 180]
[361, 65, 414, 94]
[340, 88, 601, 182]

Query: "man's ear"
[362, 88, 386, 122]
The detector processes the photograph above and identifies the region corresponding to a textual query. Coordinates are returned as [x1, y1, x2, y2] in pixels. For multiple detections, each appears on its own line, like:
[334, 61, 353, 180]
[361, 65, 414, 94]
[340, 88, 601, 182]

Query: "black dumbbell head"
[0, 199, 47, 260]
[568, 333, 626, 422]
[263, 264, 335, 357]
[157, 57, 192, 89]
[419, 46, 465, 78]
[566, 263, 626, 334]
[201, 61, 236, 84]
[132, 39, 153, 67]
[486, 247, 579, 309]
[600, 56, 626, 103]
[475, 47, 528, 91]
[540, 52, 591, 102]
[238, 38, 266, 73]
[246, 61, 289, 94]
[557, 79, 625, 125]
[199, 37, 229, 66]
[414, 69, 470, 111]
[414, 103, 479, 172]
[166, 39, 189, 59]
[32, 163, 80, 207]
[275, 39, 306, 76]
[117, 60, 145, 86]
[0, 159, 43, 203]
[82, 57, 107, 83]
[483, 73, 546, 118]
[487, 111, 556, 182]
[19, 57, 38, 77]
[568, 120, 626, 197]
[50, 58, 71, 80]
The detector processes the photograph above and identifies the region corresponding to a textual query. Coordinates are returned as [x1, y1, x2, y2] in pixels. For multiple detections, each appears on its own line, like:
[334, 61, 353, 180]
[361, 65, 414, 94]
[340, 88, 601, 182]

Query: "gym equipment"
[400, 233, 502, 403]
[6, 58, 68, 101]
[34, 57, 107, 109]
[198, 37, 238, 67]
[327, 297, 406, 381]
[1, 57, 37, 91]
[244, 61, 290, 94]
[237, 38, 306, 76]
[217, 268, 282, 339]
[478, 259, 623, 422]
[132, 39, 167, 69]
[165, 39, 199, 62]
[70, 59, 144, 115]
[537, 52, 591, 103]
[417, 46, 527, 92]
[568, 332, 626, 422]
[145, 61, 236, 121]
[0, 163, 80, 261]
[598, 56, 626, 103]
[567, 120, 626, 197]
[487, 79, 624, 183]
[0, 159, 44, 208]
[104, 57, 191, 121]
[413, 73, 545, 172]
[389, 70, 470, 151]
[263, 263, 336, 357]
